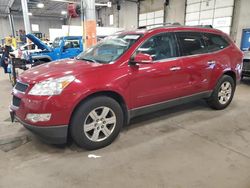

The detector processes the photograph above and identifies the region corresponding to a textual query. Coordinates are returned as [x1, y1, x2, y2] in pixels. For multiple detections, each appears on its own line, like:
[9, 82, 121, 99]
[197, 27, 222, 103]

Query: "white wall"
[231, 0, 250, 47]
[165, 0, 186, 24]
[98, 1, 138, 29]
[140, 0, 165, 13]
[0, 16, 63, 40]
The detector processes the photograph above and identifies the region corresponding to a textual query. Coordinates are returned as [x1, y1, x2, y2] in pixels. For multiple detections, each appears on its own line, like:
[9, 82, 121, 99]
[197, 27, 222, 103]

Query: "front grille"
[12, 96, 21, 107]
[15, 81, 29, 93]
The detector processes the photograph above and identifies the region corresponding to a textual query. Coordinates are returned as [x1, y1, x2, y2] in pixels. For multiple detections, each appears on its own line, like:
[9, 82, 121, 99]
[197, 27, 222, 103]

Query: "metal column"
[82, 0, 97, 49]
[8, 8, 15, 37]
[21, 0, 31, 34]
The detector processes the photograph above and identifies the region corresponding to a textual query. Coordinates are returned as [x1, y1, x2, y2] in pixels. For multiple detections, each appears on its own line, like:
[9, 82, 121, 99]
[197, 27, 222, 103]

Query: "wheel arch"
[69, 90, 130, 128]
[223, 70, 236, 85]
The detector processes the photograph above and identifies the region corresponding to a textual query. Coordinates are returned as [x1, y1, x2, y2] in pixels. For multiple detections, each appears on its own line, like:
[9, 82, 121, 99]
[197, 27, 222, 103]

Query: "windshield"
[52, 37, 61, 48]
[76, 34, 142, 64]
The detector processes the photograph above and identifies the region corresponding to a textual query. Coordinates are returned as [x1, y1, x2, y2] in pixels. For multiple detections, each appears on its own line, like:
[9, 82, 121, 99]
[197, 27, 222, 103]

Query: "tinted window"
[136, 33, 178, 61]
[202, 33, 230, 52]
[64, 39, 80, 49]
[176, 32, 206, 56]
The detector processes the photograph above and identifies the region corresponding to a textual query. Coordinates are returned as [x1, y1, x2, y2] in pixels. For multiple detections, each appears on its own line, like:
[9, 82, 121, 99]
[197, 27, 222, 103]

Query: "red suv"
[10, 26, 243, 150]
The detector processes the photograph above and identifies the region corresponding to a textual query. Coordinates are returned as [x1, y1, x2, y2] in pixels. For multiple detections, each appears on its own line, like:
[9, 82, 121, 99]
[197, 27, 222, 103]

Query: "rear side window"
[176, 32, 206, 56]
[202, 33, 230, 52]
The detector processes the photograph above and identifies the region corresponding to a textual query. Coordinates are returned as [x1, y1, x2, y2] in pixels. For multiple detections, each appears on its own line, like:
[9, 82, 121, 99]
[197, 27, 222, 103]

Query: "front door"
[129, 32, 187, 108]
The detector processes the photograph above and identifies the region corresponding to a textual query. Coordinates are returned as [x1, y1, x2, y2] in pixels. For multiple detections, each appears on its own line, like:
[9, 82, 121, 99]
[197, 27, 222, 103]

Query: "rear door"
[202, 32, 232, 85]
[176, 32, 213, 94]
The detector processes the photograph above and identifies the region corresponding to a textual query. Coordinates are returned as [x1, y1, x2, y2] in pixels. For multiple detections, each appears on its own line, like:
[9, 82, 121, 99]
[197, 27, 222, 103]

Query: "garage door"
[185, 0, 234, 34]
[139, 10, 164, 28]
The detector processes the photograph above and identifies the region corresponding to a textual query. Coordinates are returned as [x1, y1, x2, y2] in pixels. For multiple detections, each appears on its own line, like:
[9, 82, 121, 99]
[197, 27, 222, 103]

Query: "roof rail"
[138, 23, 214, 30]
[191, 25, 213, 28]
[138, 22, 181, 29]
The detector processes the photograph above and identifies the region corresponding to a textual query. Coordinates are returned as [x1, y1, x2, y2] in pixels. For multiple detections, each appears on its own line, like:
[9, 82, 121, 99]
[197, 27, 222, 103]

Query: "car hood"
[26, 34, 51, 51]
[18, 59, 103, 84]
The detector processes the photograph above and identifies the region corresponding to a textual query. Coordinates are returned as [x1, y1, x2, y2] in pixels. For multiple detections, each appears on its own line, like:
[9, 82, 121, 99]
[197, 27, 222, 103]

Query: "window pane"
[64, 40, 80, 49]
[136, 33, 177, 61]
[203, 33, 230, 52]
[176, 32, 206, 56]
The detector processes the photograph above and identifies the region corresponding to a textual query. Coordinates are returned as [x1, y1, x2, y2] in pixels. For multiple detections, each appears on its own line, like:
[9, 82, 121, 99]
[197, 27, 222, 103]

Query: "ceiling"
[0, 0, 116, 18]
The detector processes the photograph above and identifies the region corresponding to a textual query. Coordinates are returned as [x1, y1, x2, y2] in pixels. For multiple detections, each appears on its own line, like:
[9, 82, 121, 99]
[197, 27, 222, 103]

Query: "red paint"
[11, 26, 243, 127]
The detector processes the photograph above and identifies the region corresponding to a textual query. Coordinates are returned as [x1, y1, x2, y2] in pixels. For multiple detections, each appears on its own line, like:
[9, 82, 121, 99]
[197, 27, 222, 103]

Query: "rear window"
[202, 33, 230, 52]
[176, 32, 207, 56]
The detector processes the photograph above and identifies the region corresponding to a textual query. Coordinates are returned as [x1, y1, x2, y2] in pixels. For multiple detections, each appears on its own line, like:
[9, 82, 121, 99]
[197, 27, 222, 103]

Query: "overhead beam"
[5, 0, 15, 13]
[51, 0, 112, 7]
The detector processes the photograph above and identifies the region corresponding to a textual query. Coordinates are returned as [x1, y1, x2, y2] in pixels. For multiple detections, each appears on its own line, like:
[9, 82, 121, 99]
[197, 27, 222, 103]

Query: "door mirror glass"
[132, 53, 153, 64]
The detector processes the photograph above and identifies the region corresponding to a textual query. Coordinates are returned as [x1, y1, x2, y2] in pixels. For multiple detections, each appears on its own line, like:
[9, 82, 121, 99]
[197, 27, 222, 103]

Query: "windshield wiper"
[77, 57, 98, 63]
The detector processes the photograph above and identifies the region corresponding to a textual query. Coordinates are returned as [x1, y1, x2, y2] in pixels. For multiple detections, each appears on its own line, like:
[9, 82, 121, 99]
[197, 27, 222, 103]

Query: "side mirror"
[130, 53, 153, 65]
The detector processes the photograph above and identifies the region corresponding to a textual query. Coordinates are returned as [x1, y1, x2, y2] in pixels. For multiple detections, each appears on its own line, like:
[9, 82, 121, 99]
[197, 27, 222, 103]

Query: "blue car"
[26, 34, 84, 65]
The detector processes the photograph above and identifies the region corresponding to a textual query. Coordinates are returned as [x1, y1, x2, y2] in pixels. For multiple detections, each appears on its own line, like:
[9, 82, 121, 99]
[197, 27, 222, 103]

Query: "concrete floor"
[1, 70, 250, 188]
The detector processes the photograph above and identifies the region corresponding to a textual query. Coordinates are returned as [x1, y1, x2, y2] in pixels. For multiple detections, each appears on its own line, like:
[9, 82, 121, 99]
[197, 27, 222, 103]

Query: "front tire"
[70, 96, 124, 150]
[206, 75, 235, 110]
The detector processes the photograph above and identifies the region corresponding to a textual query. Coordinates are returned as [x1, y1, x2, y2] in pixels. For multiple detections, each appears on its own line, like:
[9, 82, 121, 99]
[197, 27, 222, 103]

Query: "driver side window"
[64, 39, 80, 49]
[136, 33, 178, 61]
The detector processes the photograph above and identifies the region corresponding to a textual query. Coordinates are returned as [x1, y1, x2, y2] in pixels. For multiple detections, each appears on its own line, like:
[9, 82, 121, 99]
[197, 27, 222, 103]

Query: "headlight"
[28, 75, 75, 96]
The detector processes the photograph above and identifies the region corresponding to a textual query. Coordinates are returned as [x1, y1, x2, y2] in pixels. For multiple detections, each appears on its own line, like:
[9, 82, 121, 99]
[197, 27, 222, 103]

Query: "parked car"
[10, 26, 243, 150]
[10, 42, 51, 60]
[26, 34, 83, 66]
[242, 48, 250, 79]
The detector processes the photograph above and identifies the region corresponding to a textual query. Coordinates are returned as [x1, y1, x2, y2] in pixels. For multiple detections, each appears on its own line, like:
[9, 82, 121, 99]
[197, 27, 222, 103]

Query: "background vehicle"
[242, 48, 250, 79]
[10, 26, 243, 150]
[10, 42, 51, 59]
[26, 34, 83, 65]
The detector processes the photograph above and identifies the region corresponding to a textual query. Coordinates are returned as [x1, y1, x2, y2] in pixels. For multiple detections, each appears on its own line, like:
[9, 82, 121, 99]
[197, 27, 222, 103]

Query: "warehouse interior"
[1, 0, 250, 187]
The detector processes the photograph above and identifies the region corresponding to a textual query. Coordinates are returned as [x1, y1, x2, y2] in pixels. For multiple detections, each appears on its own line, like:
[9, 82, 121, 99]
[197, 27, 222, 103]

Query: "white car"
[11, 42, 52, 59]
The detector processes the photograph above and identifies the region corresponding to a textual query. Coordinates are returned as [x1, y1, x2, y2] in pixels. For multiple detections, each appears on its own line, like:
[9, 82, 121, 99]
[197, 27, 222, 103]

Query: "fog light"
[26, 113, 51, 123]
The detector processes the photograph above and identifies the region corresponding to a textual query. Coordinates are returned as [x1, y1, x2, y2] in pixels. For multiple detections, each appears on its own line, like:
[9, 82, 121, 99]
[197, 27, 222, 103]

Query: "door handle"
[207, 60, 216, 66]
[170, 66, 181, 71]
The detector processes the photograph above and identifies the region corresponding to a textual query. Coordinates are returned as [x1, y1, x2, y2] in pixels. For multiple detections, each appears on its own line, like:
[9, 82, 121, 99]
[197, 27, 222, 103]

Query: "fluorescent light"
[28, 12, 32, 16]
[61, 10, 67, 15]
[37, 3, 44, 8]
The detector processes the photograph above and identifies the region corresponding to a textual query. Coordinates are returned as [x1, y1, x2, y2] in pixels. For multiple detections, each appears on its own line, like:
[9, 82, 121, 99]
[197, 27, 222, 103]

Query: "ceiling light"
[61, 10, 67, 15]
[37, 3, 44, 8]
[28, 12, 32, 16]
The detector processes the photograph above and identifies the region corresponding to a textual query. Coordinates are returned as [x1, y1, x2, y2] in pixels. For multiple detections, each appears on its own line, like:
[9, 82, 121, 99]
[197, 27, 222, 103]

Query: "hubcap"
[83, 106, 116, 142]
[218, 81, 232, 105]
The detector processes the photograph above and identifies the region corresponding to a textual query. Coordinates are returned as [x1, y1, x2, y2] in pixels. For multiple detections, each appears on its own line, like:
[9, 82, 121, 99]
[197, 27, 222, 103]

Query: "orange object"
[83, 20, 97, 49]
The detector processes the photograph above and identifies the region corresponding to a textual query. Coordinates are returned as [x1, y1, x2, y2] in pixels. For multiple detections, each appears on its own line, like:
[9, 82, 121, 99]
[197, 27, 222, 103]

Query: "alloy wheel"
[218, 81, 232, 105]
[83, 106, 116, 142]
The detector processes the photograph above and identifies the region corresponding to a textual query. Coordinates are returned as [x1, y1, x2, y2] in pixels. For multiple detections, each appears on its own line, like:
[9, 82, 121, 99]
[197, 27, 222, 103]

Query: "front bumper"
[14, 115, 68, 144]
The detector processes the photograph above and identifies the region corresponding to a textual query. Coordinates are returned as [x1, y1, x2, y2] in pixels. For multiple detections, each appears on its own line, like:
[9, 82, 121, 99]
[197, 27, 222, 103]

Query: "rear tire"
[70, 96, 124, 150]
[206, 75, 235, 110]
